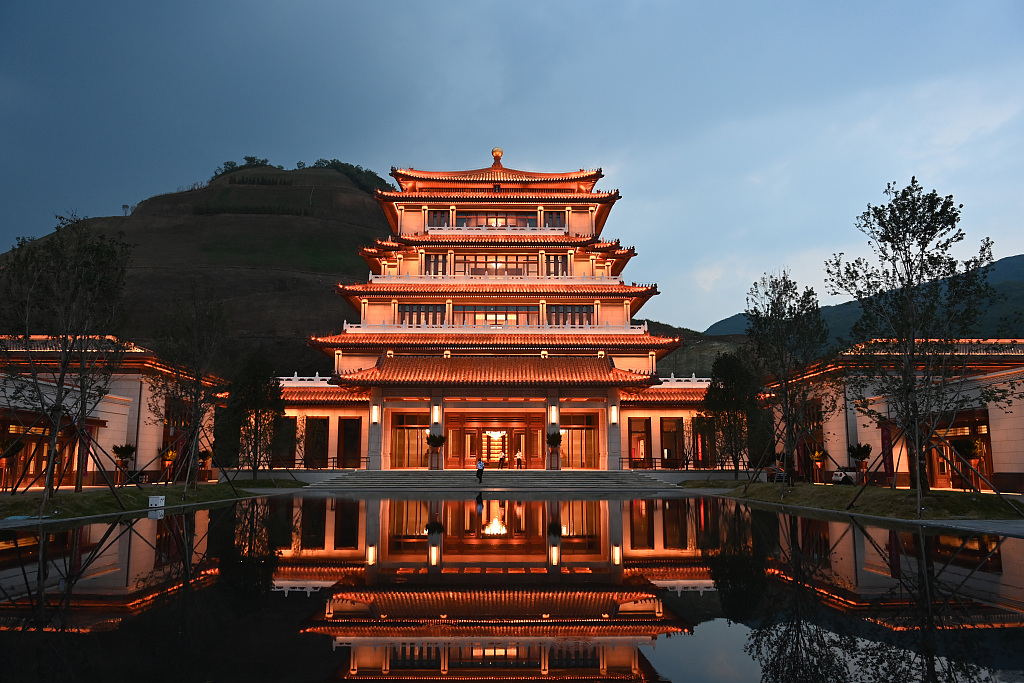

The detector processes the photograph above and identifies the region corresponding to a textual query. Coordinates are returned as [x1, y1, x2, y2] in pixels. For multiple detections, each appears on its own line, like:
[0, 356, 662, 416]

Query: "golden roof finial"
[491, 147, 503, 168]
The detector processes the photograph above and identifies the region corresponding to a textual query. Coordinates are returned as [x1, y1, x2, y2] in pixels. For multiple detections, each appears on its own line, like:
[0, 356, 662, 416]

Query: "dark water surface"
[1, 493, 1023, 682]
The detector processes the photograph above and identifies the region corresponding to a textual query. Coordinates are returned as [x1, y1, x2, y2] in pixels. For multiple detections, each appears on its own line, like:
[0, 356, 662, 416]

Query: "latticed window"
[454, 253, 538, 276]
[427, 210, 449, 227]
[455, 211, 538, 228]
[451, 305, 539, 326]
[543, 210, 565, 228]
[545, 254, 568, 276]
[547, 305, 592, 325]
[424, 254, 446, 275]
[399, 304, 445, 325]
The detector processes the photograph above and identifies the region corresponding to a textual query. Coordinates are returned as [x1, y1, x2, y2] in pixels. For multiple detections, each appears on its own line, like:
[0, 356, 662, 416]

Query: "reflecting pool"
[1, 493, 1023, 682]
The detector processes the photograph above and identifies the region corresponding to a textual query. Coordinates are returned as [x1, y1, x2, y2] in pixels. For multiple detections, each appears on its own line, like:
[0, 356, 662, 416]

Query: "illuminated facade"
[282, 150, 714, 472]
[0, 338, 216, 489]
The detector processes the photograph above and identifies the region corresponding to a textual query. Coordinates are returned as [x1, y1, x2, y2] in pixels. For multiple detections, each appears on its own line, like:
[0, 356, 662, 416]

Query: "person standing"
[515, 450, 523, 469]
[476, 457, 485, 484]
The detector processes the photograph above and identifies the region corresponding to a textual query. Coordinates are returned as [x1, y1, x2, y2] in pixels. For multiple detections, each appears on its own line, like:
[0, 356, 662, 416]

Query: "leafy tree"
[703, 351, 762, 479]
[147, 284, 226, 492]
[228, 358, 286, 481]
[825, 178, 1007, 505]
[0, 214, 132, 509]
[746, 271, 831, 481]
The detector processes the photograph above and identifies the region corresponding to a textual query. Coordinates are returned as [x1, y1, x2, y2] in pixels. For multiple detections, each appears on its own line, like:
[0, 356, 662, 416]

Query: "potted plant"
[425, 433, 446, 470]
[425, 519, 445, 535]
[162, 448, 177, 468]
[0, 438, 25, 464]
[112, 443, 136, 469]
[546, 431, 562, 470]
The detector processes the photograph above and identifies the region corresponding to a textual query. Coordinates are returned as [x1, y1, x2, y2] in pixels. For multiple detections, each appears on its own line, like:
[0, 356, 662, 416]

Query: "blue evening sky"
[2, 2, 1022, 331]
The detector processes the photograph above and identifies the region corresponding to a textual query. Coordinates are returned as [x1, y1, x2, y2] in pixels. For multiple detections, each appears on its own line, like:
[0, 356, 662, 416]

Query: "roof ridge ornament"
[491, 147, 503, 169]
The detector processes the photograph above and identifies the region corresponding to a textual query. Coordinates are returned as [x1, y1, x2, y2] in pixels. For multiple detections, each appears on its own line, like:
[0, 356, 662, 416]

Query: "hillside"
[704, 253, 1024, 340]
[86, 166, 390, 375]
[633, 319, 745, 378]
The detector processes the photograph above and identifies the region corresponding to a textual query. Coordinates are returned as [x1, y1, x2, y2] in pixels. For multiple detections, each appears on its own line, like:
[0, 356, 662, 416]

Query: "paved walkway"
[304, 469, 690, 499]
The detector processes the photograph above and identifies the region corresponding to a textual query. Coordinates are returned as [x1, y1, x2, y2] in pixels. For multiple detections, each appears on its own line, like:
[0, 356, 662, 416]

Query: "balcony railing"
[369, 272, 621, 284]
[341, 322, 650, 335]
[424, 225, 568, 235]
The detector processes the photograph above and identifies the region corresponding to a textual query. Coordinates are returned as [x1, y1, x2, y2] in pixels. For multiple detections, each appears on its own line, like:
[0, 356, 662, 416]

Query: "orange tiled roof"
[374, 189, 620, 202]
[337, 282, 657, 298]
[304, 622, 683, 641]
[620, 386, 707, 405]
[310, 332, 680, 352]
[391, 165, 603, 185]
[330, 587, 659, 619]
[280, 386, 370, 405]
[332, 355, 657, 388]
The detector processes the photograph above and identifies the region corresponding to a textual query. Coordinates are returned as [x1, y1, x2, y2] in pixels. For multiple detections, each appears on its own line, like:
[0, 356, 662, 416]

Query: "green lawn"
[0, 483, 269, 523]
[683, 480, 1024, 520]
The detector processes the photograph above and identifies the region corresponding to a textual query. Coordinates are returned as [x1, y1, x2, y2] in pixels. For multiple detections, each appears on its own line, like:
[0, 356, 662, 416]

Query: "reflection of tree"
[851, 525, 998, 683]
[0, 518, 132, 678]
[215, 498, 281, 603]
[709, 507, 773, 622]
[744, 514, 859, 683]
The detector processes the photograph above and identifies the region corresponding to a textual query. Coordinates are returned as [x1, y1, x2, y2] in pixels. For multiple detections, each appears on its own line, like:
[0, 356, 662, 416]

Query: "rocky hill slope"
[86, 166, 390, 375]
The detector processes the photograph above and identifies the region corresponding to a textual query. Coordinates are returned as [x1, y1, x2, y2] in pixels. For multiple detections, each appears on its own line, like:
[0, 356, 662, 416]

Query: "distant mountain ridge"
[703, 253, 1024, 339]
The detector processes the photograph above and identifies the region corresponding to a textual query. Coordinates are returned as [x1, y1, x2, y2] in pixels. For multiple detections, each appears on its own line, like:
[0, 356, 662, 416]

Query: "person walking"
[476, 457, 485, 484]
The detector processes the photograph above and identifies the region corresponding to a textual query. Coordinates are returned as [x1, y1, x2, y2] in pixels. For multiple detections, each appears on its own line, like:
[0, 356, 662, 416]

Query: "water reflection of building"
[271, 495, 746, 679]
[0, 511, 212, 631]
[767, 514, 1024, 629]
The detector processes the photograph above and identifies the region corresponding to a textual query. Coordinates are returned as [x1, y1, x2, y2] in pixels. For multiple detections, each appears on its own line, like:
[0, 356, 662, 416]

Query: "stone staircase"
[306, 469, 682, 496]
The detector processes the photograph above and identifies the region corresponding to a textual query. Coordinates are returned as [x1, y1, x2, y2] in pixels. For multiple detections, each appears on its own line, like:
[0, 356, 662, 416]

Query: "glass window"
[547, 305, 593, 326]
[543, 211, 565, 228]
[391, 414, 429, 468]
[545, 254, 568, 276]
[453, 253, 538, 276]
[629, 417, 651, 468]
[424, 254, 446, 275]
[454, 211, 537, 228]
[427, 210, 449, 227]
[660, 417, 685, 469]
[451, 305, 539, 326]
[399, 304, 445, 325]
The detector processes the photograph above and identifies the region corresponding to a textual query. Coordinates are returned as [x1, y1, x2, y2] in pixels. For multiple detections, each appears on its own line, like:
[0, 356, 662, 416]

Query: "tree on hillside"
[147, 284, 227, 492]
[825, 178, 1010, 507]
[703, 351, 763, 479]
[0, 214, 132, 509]
[746, 271, 831, 481]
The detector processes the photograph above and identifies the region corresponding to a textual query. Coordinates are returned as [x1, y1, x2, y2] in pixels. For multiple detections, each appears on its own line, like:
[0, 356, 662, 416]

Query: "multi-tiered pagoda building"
[282, 150, 710, 471]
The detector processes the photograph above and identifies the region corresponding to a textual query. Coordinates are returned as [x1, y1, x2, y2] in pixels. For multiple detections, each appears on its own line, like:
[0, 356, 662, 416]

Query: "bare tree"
[0, 214, 132, 511]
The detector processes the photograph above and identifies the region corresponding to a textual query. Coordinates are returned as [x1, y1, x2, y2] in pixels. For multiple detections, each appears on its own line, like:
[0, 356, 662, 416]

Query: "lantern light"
[366, 544, 377, 566]
[609, 405, 618, 425]
[371, 405, 380, 424]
